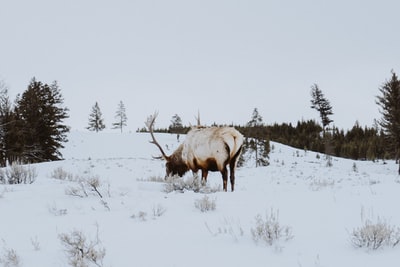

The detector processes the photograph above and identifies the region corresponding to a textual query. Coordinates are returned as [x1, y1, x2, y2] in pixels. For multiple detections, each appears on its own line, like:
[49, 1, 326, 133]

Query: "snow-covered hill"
[1, 131, 399, 267]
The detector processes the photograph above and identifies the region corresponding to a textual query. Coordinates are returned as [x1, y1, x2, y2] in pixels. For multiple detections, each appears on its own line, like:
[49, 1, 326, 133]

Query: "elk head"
[145, 112, 189, 178]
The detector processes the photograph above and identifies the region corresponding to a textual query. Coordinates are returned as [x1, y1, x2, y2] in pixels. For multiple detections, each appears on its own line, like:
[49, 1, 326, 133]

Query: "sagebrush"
[51, 167, 74, 181]
[251, 208, 293, 246]
[0, 244, 21, 267]
[194, 195, 216, 212]
[0, 162, 37, 184]
[350, 217, 400, 250]
[65, 175, 104, 199]
[59, 229, 106, 267]
[163, 175, 220, 193]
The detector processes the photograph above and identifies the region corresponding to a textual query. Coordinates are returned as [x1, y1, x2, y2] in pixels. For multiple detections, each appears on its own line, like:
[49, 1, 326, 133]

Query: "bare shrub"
[66, 176, 104, 199]
[48, 203, 68, 216]
[194, 195, 216, 212]
[152, 204, 166, 218]
[3, 162, 37, 184]
[350, 217, 400, 250]
[352, 162, 358, 172]
[86, 177, 103, 198]
[251, 208, 293, 246]
[131, 211, 148, 221]
[99, 199, 110, 211]
[59, 229, 106, 267]
[31, 236, 41, 251]
[325, 155, 333, 167]
[139, 175, 165, 183]
[164, 175, 219, 193]
[65, 176, 111, 211]
[309, 178, 335, 191]
[205, 217, 244, 242]
[65, 179, 89, 198]
[51, 167, 74, 181]
[163, 175, 200, 193]
[0, 246, 21, 267]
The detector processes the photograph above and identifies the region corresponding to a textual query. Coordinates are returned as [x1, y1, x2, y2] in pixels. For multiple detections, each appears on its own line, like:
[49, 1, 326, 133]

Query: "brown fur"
[165, 144, 189, 177]
[164, 128, 243, 192]
[147, 113, 243, 191]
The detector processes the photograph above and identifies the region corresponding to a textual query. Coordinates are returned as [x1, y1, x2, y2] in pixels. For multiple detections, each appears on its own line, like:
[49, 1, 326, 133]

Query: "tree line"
[148, 109, 381, 164]
[240, 71, 400, 167]
[149, 71, 400, 171]
[240, 119, 384, 161]
[2, 70, 400, 172]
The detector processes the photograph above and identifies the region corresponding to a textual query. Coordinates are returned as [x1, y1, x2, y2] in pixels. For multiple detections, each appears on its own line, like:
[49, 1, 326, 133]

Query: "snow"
[1, 131, 400, 266]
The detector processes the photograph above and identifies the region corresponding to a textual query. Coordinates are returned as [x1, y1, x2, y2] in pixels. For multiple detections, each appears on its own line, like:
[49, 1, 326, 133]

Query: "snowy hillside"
[1, 131, 400, 267]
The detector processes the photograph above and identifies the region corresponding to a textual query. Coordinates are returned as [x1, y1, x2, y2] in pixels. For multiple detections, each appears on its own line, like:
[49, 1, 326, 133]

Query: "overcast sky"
[1, 0, 400, 132]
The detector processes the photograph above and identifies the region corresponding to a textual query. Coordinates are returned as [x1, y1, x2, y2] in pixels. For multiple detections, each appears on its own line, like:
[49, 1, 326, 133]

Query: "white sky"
[1, 0, 399, 131]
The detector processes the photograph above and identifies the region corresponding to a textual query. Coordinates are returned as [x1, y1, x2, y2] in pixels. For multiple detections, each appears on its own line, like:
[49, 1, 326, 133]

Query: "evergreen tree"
[169, 114, 184, 134]
[376, 70, 400, 173]
[310, 84, 334, 131]
[87, 102, 105, 132]
[7, 95, 24, 163]
[245, 108, 269, 167]
[14, 78, 70, 162]
[112, 100, 127, 133]
[247, 108, 263, 128]
[0, 81, 14, 166]
[310, 84, 335, 156]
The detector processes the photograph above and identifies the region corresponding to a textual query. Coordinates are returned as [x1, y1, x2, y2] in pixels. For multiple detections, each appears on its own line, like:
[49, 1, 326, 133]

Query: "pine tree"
[246, 108, 269, 167]
[247, 108, 263, 128]
[376, 70, 400, 173]
[14, 78, 70, 162]
[0, 81, 14, 166]
[112, 101, 127, 133]
[169, 114, 184, 134]
[87, 102, 105, 132]
[310, 84, 335, 157]
[310, 84, 334, 131]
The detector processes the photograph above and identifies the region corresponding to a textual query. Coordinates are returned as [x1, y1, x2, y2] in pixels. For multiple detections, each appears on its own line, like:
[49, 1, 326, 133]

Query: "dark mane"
[167, 144, 189, 176]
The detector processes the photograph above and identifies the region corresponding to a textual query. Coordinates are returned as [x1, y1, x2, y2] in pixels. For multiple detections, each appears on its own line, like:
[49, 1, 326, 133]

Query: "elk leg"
[201, 170, 208, 186]
[229, 146, 242, 192]
[221, 167, 228, 192]
[229, 164, 235, 192]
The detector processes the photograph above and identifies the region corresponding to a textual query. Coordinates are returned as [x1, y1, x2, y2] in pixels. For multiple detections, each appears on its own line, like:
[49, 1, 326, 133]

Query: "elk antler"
[145, 112, 169, 160]
[195, 110, 201, 127]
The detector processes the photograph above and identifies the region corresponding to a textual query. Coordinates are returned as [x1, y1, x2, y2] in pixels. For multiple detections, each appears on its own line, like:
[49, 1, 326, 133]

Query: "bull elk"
[146, 112, 244, 192]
